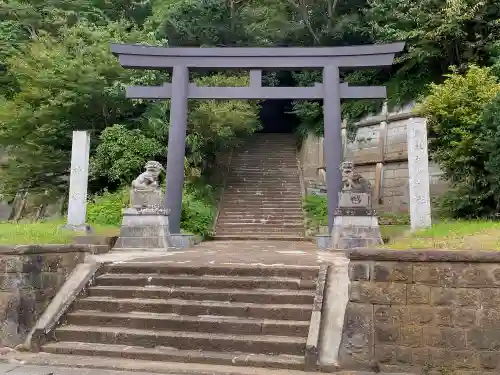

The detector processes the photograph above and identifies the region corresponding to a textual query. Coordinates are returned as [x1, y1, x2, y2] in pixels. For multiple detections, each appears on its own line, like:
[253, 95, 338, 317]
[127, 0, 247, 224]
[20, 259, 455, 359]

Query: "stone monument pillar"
[113, 161, 171, 250]
[64, 131, 91, 232]
[330, 161, 383, 249]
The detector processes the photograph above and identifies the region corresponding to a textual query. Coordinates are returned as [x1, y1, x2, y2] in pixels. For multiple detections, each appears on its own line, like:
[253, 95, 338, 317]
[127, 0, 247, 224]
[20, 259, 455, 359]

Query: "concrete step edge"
[54, 325, 308, 345]
[89, 285, 317, 295]
[41, 342, 306, 370]
[79, 297, 314, 310]
[67, 311, 311, 328]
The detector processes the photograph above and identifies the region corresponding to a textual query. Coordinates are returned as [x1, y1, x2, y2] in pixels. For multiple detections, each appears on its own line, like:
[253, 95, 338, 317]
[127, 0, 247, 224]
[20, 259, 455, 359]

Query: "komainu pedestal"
[331, 161, 383, 249]
[113, 161, 171, 250]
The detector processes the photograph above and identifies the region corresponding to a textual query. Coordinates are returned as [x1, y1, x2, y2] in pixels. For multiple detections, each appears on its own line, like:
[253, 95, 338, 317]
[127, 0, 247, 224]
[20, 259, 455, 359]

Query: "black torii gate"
[111, 42, 405, 234]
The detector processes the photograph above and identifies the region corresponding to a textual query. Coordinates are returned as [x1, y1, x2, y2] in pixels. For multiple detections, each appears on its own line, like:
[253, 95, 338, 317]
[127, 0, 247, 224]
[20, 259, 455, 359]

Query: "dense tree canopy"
[1, 0, 500, 223]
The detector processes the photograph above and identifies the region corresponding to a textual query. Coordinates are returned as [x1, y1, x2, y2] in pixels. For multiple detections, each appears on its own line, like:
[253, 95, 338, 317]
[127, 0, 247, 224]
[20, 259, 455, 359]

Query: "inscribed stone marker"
[65, 131, 91, 232]
[407, 118, 431, 231]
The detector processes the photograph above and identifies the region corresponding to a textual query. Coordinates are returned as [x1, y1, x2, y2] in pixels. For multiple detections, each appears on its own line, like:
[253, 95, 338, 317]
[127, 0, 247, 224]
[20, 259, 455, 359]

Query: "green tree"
[480, 94, 500, 213]
[365, 0, 500, 104]
[90, 125, 164, 187]
[418, 65, 500, 217]
[0, 21, 164, 197]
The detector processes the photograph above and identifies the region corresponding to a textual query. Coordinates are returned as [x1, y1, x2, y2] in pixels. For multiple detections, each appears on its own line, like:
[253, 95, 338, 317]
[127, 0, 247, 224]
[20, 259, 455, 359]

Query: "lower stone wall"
[0, 245, 90, 347]
[339, 249, 500, 374]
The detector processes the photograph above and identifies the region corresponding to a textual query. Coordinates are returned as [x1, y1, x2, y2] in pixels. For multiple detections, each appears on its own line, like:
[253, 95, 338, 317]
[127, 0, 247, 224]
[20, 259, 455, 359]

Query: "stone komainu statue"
[130, 161, 165, 210]
[132, 161, 164, 191]
[340, 161, 371, 194]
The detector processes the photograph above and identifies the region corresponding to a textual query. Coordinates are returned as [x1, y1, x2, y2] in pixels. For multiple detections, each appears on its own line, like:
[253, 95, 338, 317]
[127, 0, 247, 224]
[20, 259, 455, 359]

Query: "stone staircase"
[215, 133, 305, 240]
[41, 262, 320, 370]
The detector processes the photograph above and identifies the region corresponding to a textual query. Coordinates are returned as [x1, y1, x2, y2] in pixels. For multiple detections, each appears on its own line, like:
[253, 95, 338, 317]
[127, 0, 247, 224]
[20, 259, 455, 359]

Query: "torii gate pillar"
[323, 65, 343, 229]
[165, 66, 189, 233]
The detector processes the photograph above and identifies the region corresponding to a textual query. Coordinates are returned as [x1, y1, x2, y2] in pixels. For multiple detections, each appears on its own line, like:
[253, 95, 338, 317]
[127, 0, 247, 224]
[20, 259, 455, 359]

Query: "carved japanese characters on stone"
[132, 161, 164, 191]
[340, 161, 371, 193]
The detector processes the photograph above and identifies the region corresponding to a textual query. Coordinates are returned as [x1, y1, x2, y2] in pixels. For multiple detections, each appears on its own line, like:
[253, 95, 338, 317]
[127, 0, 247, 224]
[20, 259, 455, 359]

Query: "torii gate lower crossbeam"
[111, 43, 405, 235]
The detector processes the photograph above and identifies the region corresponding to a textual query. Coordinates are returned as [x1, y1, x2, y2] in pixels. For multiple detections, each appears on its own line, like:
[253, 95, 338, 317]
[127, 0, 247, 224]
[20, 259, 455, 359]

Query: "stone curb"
[346, 249, 500, 262]
[0, 245, 91, 256]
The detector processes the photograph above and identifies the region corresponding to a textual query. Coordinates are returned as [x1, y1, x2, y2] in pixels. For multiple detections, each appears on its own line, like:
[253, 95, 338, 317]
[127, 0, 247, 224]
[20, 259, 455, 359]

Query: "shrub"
[181, 190, 215, 237]
[481, 93, 500, 214]
[86, 187, 215, 236]
[87, 189, 129, 226]
[303, 195, 328, 226]
[417, 65, 500, 217]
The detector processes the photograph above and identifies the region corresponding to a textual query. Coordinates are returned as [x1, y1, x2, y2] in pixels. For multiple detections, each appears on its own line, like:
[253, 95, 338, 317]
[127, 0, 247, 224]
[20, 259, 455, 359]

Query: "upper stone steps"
[221, 197, 303, 203]
[223, 187, 302, 192]
[212, 234, 309, 241]
[215, 228, 305, 235]
[217, 214, 304, 220]
[216, 218, 305, 225]
[215, 133, 304, 238]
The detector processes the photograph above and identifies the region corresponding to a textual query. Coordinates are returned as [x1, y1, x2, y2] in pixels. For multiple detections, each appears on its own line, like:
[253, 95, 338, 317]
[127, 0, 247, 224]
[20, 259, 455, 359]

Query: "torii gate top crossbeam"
[111, 42, 405, 69]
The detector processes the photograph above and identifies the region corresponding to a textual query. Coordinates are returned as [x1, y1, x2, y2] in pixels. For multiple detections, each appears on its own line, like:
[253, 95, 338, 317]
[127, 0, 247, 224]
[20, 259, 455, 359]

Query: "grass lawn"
[380, 224, 409, 241]
[382, 220, 500, 250]
[0, 220, 120, 245]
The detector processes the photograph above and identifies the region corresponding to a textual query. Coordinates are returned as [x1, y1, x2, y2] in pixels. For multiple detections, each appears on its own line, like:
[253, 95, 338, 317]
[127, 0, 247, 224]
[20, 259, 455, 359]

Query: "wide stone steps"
[95, 274, 316, 290]
[106, 264, 318, 279]
[42, 263, 320, 370]
[88, 285, 315, 304]
[51, 326, 307, 355]
[42, 342, 305, 370]
[65, 311, 310, 336]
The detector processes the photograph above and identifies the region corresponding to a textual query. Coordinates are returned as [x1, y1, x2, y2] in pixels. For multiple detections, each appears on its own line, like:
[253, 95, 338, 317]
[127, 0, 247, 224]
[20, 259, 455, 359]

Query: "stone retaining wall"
[339, 249, 500, 374]
[299, 105, 448, 213]
[0, 245, 90, 347]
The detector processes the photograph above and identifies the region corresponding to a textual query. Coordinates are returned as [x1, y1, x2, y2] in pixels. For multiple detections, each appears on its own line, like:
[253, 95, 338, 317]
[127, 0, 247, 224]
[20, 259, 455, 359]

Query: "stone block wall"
[339, 249, 500, 374]
[298, 104, 448, 213]
[0, 245, 90, 347]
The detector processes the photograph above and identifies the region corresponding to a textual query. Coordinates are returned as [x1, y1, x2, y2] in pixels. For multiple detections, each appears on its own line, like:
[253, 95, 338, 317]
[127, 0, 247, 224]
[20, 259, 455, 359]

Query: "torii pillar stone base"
[331, 192, 383, 250]
[113, 188, 172, 250]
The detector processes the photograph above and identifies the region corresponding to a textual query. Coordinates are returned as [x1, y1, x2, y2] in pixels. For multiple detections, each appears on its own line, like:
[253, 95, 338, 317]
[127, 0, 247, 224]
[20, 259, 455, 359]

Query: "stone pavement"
[114, 240, 326, 266]
[0, 363, 165, 375]
[0, 361, 414, 375]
